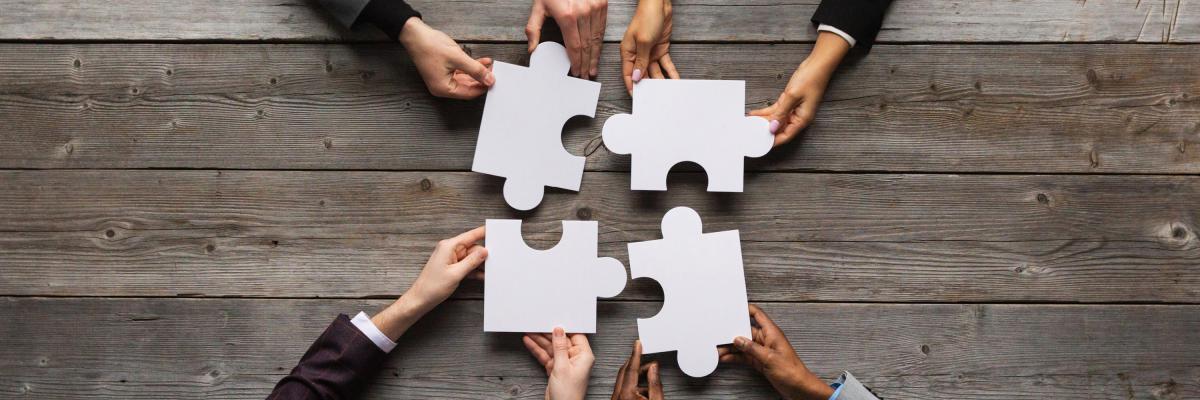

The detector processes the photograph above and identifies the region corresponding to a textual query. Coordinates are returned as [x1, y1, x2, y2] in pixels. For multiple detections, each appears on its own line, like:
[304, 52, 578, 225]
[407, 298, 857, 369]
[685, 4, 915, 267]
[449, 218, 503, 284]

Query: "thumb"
[525, 3, 545, 53]
[734, 336, 772, 365]
[453, 52, 495, 86]
[552, 327, 570, 367]
[767, 93, 800, 134]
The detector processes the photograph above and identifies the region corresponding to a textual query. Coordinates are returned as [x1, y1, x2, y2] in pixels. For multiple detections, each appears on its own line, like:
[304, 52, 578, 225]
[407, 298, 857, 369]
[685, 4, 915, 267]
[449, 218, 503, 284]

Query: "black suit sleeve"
[266, 314, 389, 400]
[811, 0, 894, 51]
[359, 0, 422, 41]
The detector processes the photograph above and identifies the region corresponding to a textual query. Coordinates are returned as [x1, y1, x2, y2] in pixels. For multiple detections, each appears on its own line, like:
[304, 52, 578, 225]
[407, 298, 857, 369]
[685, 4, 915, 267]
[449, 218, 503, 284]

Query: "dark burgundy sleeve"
[811, 0, 894, 52]
[266, 314, 389, 400]
[360, 0, 422, 41]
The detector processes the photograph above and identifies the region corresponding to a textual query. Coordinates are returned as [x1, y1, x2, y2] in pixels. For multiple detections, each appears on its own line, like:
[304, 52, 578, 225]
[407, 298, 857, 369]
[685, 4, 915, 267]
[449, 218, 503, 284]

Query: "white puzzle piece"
[473, 42, 602, 211]
[628, 207, 751, 377]
[602, 79, 772, 192]
[484, 219, 626, 333]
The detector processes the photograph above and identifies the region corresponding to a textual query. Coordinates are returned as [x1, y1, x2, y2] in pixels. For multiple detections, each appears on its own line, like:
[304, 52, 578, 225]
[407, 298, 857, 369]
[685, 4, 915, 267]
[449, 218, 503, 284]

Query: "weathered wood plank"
[3, 231, 1197, 302]
[1, 43, 1197, 173]
[1, 298, 1196, 399]
[1, 170, 1196, 302]
[1, 0, 1196, 43]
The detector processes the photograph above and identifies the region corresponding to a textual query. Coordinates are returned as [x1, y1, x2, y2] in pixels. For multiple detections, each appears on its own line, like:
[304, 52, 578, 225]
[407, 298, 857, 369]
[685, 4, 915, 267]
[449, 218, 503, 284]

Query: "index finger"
[621, 340, 644, 393]
[450, 226, 486, 247]
[748, 304, 781, 338]
[646, 362, 664, 400]
[621, 37, 636, 94]
[555, 15, 585, 77]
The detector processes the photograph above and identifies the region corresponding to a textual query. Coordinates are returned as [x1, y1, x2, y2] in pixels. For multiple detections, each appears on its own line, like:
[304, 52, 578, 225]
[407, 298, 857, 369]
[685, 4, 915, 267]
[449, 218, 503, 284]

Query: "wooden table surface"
[1, 1, 1198, 399]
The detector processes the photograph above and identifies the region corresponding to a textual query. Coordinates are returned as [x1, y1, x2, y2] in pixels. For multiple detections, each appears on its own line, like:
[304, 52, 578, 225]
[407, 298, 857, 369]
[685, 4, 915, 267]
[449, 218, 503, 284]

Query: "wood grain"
[1, 43, 1197, 173]
[1, 298, 1196, 399]
[1, 0, 1196, 43]
[1, 170, 1197, 301]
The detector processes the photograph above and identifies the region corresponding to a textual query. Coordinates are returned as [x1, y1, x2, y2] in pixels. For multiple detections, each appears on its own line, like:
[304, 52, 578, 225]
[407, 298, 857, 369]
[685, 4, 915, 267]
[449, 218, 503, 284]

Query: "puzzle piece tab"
[484, 219, 626, 333]
[602, 79, 771, 192]
[473, 42, 602, 211]
[628, 207, 751, 377]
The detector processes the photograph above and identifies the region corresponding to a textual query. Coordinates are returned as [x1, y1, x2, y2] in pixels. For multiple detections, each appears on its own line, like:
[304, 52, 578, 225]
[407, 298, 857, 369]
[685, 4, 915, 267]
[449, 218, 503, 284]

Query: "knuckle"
[525, 25, 538, 35]
[634, 32, 655, 45]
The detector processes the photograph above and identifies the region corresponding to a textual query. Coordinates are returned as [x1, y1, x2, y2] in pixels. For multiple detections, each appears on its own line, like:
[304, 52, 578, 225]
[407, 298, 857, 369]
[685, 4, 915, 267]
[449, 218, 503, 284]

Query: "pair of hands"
[523, 305, 832, 400]
[399, 0, 669, 99]
[526, 0, 674, 92]
[399, 0, 671, 99]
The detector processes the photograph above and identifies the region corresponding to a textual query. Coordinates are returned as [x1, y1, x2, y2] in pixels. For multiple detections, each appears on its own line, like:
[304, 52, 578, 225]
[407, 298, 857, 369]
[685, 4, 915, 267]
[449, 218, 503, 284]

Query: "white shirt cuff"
[350, 311, 397, 353]
[818, 24, 857, 47]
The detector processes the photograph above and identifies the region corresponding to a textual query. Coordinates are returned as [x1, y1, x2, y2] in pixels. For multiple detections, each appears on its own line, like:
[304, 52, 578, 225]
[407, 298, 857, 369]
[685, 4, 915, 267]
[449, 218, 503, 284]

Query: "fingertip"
[734, 336, 749, 349]
[553, 326, 565, 337]
[768, 120, 780, 134]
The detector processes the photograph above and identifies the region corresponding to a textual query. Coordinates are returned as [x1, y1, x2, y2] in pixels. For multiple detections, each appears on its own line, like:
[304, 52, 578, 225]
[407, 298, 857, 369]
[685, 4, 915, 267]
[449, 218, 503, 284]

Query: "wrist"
[791, 369, 835, 400]
[398, 16, 426, 47]
[805, 31, 851, 74]
[370, 294, 428, 341]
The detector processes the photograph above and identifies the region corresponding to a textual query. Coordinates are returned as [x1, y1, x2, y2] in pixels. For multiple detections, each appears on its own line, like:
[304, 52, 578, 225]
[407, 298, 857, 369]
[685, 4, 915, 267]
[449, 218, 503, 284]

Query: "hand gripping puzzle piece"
[627, 207, 752, 377]
[602, 79, 772, 192]
[483, 219, 627, 333]
[472, 42, 602, 211]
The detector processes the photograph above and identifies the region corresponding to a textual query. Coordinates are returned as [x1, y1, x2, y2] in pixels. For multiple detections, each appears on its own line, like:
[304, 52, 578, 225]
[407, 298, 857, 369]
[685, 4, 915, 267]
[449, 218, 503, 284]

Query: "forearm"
[803, 31, 851, 75]
[370, 294, 431, 341]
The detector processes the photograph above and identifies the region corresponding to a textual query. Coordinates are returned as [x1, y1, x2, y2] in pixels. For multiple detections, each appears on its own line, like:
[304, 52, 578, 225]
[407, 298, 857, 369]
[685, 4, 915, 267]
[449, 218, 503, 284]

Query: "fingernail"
[553, 327, 565, 337]
[734, 337, 747, 348]
[590, 68, 598, 78]
[769, 120, 780, 134]
[486, 72, 495, 86]
[632, 68, 643, 82]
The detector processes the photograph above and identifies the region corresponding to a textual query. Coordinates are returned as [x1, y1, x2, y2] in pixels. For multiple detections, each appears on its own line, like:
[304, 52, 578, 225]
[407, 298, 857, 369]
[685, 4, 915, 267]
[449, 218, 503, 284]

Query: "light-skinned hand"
[399, 17, 495, 99]
[718, 305, 834, 400]
[399, 226, 487, 313]
[370, 226, 487, 341]
[611, 340, 663, 400]
[621, 0, 677, 93]
[524, 327, 596, 400]
[749, 31, 850, 147]
[526, 0, 609, 79]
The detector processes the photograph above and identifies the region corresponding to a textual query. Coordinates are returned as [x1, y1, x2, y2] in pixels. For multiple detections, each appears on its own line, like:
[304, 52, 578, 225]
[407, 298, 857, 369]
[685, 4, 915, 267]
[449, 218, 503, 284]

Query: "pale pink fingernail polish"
[632, 68, 643, 82]
[769, 120, 781, 133]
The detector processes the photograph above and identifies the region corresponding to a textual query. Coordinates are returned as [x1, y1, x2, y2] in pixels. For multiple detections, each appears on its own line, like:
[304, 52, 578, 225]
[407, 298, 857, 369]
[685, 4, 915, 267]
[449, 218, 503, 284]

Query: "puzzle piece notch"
[473, 42, 601, 210]
[483, 219, 626, 333]
[628, 207, 752, 377]
[602, 79, 772, 192]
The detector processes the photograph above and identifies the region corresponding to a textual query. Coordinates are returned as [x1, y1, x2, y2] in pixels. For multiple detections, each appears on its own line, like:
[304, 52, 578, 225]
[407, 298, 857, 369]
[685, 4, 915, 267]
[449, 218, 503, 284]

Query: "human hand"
[370, 226, 487, 340]
[749, 31, 850, 147]
[611, 340, 663, 400]
[621, 0, 677, 93]
[524, 327, 595, 400]
[526, 0, 608, 79]
[401, 226, 487, 314]
[718, 305, 833, 400]
[399, 17, 495, 99]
